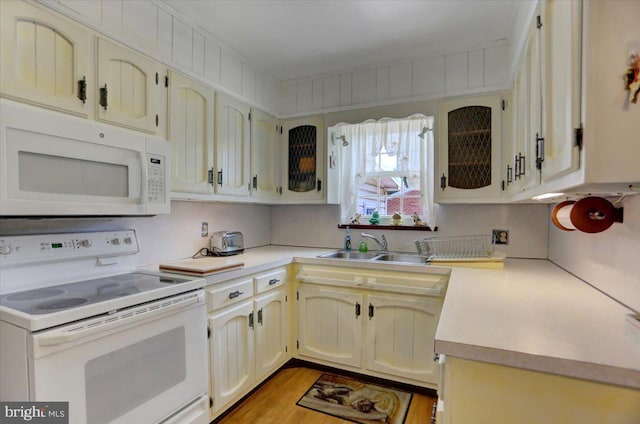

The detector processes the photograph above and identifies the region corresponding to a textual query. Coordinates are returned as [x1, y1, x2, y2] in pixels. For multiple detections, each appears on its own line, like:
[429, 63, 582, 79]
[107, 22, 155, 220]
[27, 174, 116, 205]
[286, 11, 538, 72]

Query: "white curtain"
[335, 114, 435, 229]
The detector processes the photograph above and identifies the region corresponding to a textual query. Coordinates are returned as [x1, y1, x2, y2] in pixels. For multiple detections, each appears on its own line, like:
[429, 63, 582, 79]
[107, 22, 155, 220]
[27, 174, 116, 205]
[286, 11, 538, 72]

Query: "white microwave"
[0, 100, 170, 216]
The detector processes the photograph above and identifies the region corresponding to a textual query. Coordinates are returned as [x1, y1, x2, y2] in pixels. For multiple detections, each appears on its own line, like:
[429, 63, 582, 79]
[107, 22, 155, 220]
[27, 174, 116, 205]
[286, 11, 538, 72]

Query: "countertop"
[435, 259, 640, 389]
[143, 246, 640, 390]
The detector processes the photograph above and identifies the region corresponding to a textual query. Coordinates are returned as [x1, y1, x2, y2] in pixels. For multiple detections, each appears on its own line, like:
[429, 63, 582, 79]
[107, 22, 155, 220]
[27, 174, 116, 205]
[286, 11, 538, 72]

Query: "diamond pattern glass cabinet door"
[288, 125, 317, 192]
[447, 106, 492, 189]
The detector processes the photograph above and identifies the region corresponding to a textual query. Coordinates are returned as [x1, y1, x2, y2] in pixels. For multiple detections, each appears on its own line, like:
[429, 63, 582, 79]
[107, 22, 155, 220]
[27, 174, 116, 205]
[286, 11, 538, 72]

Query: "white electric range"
[0, 230, 209, 424]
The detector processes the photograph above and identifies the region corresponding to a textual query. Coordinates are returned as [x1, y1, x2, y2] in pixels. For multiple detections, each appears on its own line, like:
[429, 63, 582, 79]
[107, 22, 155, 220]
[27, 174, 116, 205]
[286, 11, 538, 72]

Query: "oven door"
[29, 291, 207, 424]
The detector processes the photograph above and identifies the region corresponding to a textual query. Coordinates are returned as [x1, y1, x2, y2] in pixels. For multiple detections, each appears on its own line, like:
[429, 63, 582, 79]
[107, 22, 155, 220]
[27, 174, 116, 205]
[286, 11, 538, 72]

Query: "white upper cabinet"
[250, 109, 281, 200]
[0, 1, 91, 117]
[507, 9, 542, 195]
[96, 37, 166, 135]
[214, 92, 251, 197]
[540, 0, 582, 182]
[281, 115, 325, 202]
[167, 70, 215, 196]
[436, 93, 505, 203]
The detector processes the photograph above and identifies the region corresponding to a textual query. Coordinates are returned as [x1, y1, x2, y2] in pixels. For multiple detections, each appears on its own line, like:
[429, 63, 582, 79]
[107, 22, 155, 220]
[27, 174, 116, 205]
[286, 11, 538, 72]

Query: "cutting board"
[159, 256, 244, 276]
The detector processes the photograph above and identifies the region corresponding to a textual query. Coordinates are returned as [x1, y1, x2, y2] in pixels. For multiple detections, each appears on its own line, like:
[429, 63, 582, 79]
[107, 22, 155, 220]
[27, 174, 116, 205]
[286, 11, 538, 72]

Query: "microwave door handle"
[36, 293, 202, 348]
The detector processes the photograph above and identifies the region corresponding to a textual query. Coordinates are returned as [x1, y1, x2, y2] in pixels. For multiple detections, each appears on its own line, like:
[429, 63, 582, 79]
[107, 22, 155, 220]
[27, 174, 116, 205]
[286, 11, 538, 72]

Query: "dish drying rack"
[415, 235, 495, 259]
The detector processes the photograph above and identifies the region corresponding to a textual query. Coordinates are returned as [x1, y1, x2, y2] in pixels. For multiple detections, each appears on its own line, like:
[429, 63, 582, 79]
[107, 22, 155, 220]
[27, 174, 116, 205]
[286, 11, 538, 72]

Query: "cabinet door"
[508, 15, 542, 195]
[214, 93, 251, 197]
[96, 37, 165, 134]
[209, 300, 255, 412]
[437, 93, 504, 202]
[364, 294, 442, 384]
[168, 71, 214, 195]
[0, 1, 91, 117]
[254, 290, 288, 380]
[250, 109, 280, 200]
[297, 285, 363, 367]
[281, 115, 325, 201]
[541, 0, 582, 181]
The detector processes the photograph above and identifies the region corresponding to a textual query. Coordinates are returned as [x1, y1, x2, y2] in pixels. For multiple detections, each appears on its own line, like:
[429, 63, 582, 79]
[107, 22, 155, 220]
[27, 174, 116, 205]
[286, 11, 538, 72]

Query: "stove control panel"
[0, 230, 140, 265]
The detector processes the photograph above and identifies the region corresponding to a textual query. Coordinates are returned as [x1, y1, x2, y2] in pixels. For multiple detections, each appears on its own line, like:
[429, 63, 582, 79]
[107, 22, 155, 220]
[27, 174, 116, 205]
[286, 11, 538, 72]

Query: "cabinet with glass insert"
[436, 93, 505, 203]
[280, 115, 325, 201]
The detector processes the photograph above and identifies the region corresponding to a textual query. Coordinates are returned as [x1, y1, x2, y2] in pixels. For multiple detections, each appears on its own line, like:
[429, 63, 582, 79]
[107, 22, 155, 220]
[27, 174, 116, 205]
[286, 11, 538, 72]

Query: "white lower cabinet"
[206, 267, 290, 418]
[295, 265, 448, 388]
[435, 356, 640, 424]
[297, 285, 363, 368]
[365, 293, 441, 383]
[209, 300, 255, 412]
[254, 289, 289, 380]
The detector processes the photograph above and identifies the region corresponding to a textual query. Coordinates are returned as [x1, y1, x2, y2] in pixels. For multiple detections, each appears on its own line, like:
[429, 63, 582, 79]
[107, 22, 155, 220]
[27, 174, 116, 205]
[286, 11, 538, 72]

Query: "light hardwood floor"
[217, 367, 436, 424]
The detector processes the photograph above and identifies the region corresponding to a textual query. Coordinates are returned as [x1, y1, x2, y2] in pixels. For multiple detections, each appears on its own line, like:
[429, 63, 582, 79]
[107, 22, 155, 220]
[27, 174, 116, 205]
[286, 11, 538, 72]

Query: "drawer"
[207, 278, 253, 312]
[254, 268, 287, 293]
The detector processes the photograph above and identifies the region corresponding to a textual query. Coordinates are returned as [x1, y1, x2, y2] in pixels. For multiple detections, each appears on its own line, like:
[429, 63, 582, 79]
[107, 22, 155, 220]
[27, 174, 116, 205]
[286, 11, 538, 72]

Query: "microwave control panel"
[147, 155, 166, 204]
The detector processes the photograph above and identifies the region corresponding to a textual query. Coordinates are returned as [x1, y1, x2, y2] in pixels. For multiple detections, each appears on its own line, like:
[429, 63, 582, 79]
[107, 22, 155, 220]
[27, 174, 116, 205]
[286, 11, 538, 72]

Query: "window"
[333, 115, 435, 228]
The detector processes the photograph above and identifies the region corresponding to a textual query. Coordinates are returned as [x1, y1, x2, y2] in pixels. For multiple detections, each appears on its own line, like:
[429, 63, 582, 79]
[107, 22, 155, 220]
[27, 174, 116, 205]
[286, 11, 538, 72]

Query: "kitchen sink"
[318, 251, 379, 260]
[317, 250, 429, 264]
[372, 253, 429, 264]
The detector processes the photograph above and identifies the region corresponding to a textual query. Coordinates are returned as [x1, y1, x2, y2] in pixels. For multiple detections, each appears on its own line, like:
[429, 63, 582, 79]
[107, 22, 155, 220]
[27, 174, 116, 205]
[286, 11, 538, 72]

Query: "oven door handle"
[36, 292, 203, 348]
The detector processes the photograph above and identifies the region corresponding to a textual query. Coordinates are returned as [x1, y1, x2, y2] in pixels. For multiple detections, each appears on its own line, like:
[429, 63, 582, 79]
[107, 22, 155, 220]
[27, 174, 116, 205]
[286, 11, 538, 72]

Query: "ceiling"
[164, 0, 518, 81]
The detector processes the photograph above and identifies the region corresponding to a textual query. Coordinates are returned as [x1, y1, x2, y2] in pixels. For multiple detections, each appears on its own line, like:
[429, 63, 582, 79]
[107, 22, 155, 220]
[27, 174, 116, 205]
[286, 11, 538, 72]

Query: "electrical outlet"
[492, 229, 509, 245]
[201, 222, 209, 238]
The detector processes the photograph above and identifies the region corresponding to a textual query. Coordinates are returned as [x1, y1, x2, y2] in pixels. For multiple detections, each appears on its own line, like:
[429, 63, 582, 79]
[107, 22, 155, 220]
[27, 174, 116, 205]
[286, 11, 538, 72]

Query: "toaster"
[210, 231, 244, 256]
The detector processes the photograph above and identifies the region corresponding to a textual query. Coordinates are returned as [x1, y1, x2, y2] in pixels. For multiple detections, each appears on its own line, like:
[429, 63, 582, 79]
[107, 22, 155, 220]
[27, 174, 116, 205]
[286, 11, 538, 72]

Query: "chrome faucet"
[361, 233, 388, 252]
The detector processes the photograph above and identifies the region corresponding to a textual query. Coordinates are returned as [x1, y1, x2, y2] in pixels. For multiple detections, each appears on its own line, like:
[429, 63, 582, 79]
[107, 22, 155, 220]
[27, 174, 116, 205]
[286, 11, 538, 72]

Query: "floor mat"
[296, 373, 413, 424]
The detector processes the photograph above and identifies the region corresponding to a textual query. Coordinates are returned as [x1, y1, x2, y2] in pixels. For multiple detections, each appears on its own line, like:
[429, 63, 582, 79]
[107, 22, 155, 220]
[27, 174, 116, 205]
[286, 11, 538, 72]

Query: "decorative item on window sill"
[625, 41, 639, 104]
[392, 212, 402, 226]
[551, 197, 624, 233]
[350, 213, 361, 225]
[369, 210, 380, 225]
[412, 212, 428, 227]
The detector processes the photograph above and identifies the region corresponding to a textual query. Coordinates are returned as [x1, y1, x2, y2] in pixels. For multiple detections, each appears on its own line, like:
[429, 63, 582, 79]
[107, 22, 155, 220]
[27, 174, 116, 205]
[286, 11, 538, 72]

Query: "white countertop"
[436, 259, 640, 389]
[143, 246, 640, 389]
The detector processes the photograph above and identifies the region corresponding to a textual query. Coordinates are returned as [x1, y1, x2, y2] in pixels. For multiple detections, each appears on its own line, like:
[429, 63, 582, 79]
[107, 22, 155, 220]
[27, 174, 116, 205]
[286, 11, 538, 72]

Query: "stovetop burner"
[0, 272, 192, 315]
[6, 288, 66, 301]
[36, 297, 89, 310]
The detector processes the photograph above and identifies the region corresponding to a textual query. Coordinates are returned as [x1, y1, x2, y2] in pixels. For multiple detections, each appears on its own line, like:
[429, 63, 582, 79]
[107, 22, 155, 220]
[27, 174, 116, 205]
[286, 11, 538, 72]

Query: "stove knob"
[79, 239, 92, 248]
[0, 243, 12, 255]
[111, 238, 121, 245]
[123, 237, 133, 245]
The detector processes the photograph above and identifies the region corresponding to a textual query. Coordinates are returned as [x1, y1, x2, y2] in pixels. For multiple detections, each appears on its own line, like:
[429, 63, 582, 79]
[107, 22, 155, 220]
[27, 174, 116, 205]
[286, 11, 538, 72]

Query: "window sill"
[338, 224, 436, 231]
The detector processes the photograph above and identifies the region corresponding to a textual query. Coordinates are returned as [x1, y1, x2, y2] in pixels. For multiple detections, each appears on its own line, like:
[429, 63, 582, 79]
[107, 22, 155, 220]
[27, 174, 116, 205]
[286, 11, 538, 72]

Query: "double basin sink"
[318, 250, 428, 264]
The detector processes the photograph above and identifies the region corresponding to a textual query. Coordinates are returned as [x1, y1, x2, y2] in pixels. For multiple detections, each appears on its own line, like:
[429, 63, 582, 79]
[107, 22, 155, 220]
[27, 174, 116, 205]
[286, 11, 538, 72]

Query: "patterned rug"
[296, 373, 413, 424]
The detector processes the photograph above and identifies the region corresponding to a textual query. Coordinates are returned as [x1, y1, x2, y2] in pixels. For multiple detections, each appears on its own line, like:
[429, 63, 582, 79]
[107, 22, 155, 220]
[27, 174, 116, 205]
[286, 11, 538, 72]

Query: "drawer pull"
[268, 278, 280, 286]
[228, 290, 244, 299]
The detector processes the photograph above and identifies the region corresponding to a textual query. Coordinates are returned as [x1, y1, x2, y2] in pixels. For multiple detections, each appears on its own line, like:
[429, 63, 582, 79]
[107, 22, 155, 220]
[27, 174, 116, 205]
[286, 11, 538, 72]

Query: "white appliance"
[0, 230, 209, 424]
[0, 99, 170, 216]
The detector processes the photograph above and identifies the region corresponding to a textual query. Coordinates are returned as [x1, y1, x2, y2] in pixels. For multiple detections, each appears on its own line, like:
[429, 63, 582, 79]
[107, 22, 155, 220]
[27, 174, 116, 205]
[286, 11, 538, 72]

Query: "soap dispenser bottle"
[344, 226, 352, 251]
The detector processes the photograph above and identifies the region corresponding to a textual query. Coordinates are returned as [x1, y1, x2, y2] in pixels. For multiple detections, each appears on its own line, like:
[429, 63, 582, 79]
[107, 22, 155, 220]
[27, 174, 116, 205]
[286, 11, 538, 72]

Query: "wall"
[281, 44, 509, 117]
[271, 203, 549, 259]
[549, 195, 640, 312]
[0, 201, 271, 267]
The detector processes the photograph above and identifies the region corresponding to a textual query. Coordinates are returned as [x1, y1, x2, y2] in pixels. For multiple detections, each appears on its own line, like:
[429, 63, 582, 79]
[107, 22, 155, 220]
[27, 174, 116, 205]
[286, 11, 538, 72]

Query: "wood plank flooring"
[217, 367, 436, 424]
